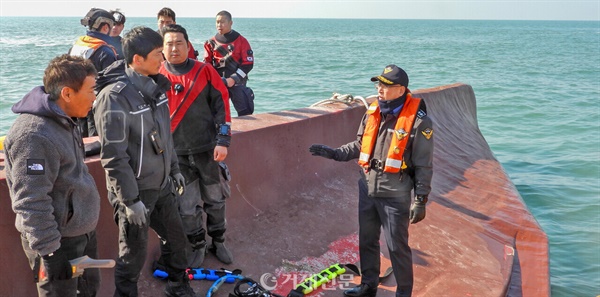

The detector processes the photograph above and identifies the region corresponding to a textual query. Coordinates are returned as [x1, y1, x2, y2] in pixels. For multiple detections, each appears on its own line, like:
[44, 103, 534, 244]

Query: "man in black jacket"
[94, 26, 195, 297]
[108, 9, 126, 59]
[310, 65, 434, 297]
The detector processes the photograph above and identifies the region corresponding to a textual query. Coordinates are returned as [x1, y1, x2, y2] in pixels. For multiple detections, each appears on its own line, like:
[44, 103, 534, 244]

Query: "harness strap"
[168, 63, 206, 130]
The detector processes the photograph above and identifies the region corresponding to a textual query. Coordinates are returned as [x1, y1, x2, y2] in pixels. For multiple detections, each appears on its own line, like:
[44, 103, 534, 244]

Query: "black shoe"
[165, 278, 197, 297]
[395, 286, 412, 297]
[344, 284, 377, 297]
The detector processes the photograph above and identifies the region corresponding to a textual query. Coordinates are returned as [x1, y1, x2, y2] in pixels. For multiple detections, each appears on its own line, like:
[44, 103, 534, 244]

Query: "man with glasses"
[309, 65, 434, 297]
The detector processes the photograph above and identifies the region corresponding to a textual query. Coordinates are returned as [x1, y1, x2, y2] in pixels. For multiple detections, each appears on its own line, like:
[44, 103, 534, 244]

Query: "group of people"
[3, 6, 434, 297]
[4, 7, 247, 297]
[69, 7, 254, 139]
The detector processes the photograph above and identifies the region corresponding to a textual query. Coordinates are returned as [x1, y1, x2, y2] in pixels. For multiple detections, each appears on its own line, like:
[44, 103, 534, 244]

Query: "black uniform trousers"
[358, 179, 414, 296]
[109, 182, 188, 297]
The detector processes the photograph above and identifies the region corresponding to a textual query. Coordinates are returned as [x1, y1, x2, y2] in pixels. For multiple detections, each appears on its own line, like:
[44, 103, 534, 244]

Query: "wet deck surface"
[0, 84, 549, 297]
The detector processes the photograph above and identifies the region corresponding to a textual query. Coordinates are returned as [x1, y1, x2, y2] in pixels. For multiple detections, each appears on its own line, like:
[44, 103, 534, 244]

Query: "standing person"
[69, 8, 118, 137]
[204, 10, 255, 117]
[159, 24, 233, 266]
[157, 7, 198, 59]
[309, 65, 434, 297]
[4, 54, 101, 297]
[93, 26, 196, 297]
[109, 9, 126, 59]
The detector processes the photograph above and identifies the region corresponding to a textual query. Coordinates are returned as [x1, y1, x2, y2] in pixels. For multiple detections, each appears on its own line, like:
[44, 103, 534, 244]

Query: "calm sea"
[0, 17, 599, 296]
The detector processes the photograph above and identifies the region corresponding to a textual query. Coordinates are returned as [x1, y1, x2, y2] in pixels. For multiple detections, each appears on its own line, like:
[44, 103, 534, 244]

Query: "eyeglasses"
[374, 82, 402, 90]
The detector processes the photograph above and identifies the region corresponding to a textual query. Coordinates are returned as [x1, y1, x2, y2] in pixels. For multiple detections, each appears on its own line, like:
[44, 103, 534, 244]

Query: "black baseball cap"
[111, 11, 126, 25]
[370, 64, 409, 87]
[81, 8, 115, 30]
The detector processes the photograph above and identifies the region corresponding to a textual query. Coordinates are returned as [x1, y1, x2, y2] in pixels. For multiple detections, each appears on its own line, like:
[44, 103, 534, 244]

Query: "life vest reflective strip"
[70, 36, 117, 59]
[159, 61, 206, 132]
[358, 94, 421, 173]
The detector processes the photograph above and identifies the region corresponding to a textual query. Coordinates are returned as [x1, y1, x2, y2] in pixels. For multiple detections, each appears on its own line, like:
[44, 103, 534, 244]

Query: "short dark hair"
[160, 24, 189, 43]
[157, 7, 176, 21]
[43, 55, 97, 101]
[216, 10, 232, 22]
[109, 10, 126, 25]
[122, 26, 163, 64]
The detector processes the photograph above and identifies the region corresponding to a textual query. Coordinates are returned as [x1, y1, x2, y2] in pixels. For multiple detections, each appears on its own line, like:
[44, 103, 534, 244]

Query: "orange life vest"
[358, 94, 421, 173]
[70, 36, 117, 59]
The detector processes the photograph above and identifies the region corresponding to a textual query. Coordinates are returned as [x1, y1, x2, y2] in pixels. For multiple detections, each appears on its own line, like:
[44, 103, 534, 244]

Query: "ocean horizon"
[0, 17, 599, 296]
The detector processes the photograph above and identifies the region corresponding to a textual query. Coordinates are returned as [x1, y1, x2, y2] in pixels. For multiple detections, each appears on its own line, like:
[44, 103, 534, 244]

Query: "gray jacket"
[334, 97, 434, 198]
[4, 86, 100, 256]
[94, 60, 180, 206]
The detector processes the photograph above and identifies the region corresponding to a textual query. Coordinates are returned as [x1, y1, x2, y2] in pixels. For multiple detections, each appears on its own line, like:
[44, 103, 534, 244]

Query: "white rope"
[310, 93, 376, 109]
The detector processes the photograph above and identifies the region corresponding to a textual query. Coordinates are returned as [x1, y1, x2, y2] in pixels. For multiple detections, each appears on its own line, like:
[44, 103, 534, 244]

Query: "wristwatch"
[415, 195, 428, 204]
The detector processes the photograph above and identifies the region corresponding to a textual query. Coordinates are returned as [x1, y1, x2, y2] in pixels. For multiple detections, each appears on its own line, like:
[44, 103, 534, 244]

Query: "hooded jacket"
[4, 86, 100, 256]
[94, 60, 180, 206]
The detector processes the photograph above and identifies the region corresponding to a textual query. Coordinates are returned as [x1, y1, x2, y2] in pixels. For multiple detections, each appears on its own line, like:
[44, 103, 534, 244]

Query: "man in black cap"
[309, 65, 434, 297]
[108, 9, 126, 59]
[69, 8, 118, 137]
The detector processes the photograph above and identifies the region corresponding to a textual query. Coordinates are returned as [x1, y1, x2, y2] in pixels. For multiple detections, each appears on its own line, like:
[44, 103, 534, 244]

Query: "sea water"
[0, 17, 598, 296]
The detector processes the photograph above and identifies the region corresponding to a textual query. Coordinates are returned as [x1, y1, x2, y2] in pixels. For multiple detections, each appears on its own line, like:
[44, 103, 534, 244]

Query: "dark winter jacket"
[94, 60, 180, 206]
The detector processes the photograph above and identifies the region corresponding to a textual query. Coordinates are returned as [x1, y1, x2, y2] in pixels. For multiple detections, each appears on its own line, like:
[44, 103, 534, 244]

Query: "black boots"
[165, 277, 197, 297]
[343, 284, 377, 297]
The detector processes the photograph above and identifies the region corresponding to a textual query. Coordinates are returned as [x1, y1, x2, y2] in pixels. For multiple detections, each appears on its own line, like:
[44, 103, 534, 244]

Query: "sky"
[0, 0, 598, 21]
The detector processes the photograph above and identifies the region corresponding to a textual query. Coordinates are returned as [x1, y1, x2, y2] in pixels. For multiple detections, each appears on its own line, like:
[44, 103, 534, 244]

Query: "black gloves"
[409, 195, 428, 224]
[172, 173, 186, 195]
[41, 249, 72, 281]
[309, 144, 337, 160]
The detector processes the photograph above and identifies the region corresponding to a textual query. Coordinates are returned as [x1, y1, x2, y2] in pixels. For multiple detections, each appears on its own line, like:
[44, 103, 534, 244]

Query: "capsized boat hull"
[0, 83, 549, 296]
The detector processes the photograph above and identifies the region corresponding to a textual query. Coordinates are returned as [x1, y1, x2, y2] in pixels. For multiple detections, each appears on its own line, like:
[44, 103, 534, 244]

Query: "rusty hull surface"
[0, 83, 549, 297]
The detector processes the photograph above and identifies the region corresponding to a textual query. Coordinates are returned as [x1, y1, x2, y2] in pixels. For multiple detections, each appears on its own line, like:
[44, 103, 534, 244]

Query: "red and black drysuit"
[159, 58, 232, 267]
[204, 30, 254, 116]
